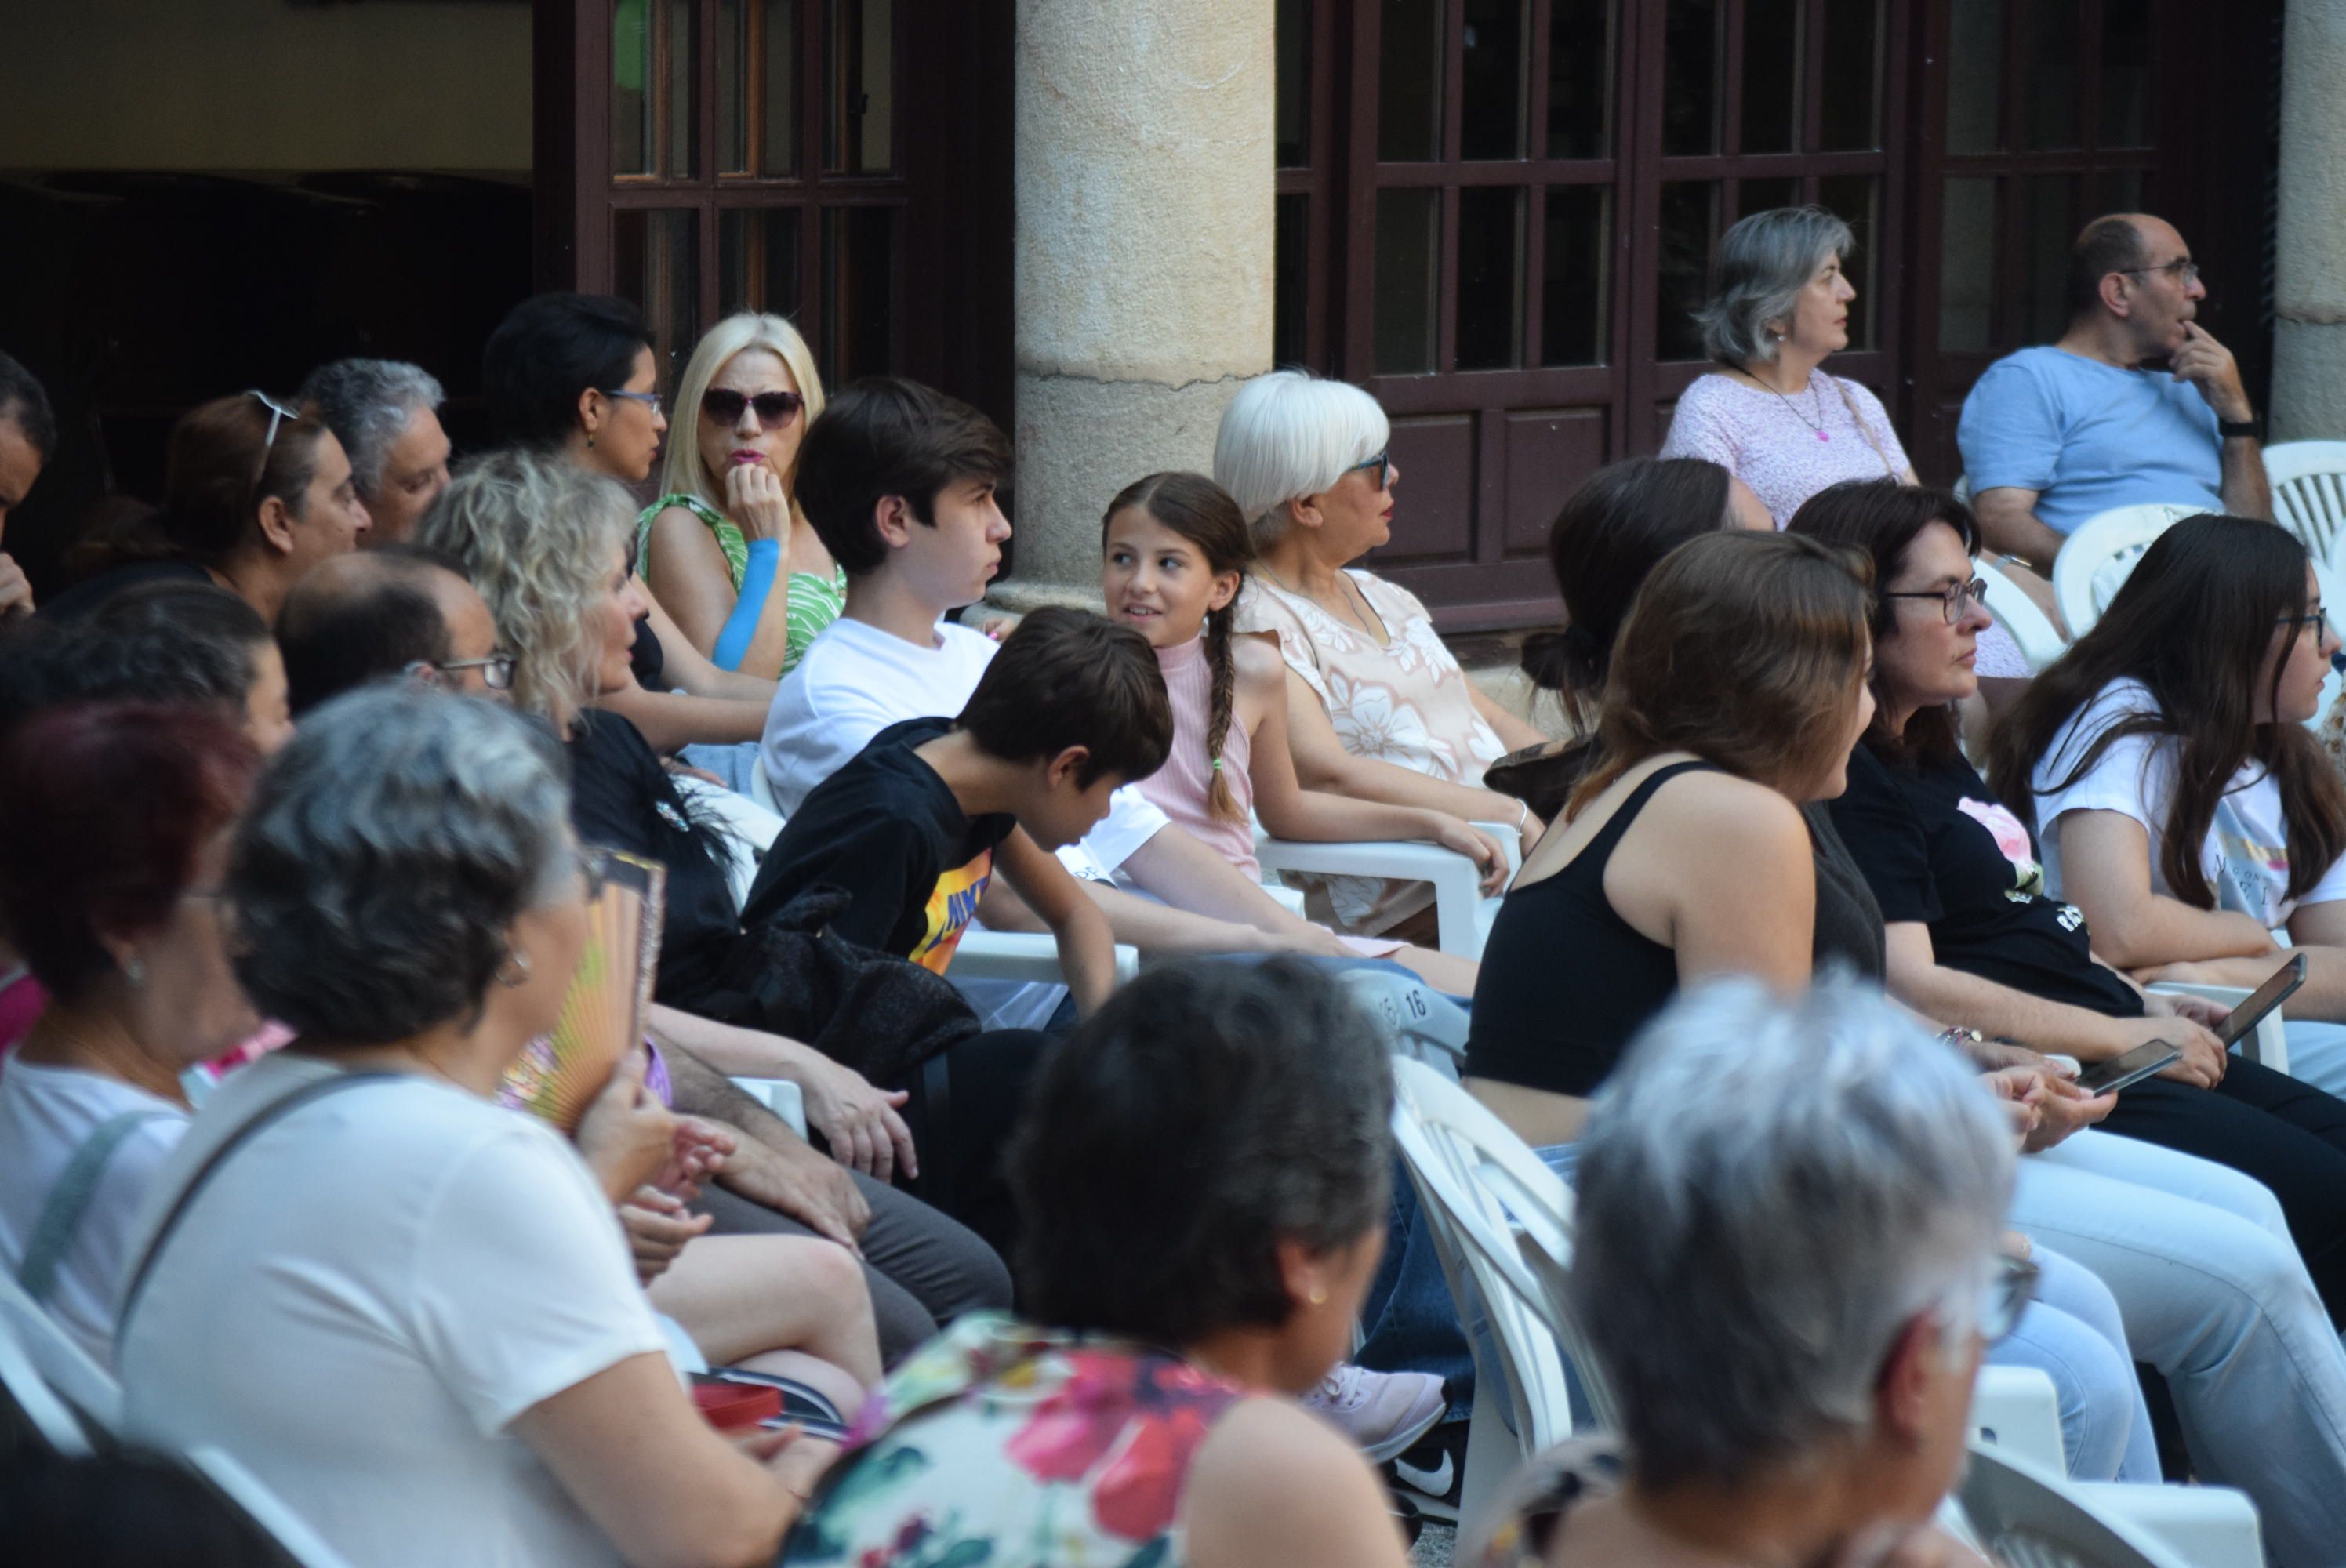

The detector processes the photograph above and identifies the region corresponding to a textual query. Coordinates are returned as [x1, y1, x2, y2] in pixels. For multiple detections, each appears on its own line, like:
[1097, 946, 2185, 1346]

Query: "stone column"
[998, 0, 1276, 609]
[2273, 0, 2346, 441]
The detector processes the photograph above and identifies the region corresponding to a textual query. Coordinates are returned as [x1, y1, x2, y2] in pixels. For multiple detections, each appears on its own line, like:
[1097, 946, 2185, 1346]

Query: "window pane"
[1374, 187, 1441, 374]
[821, 204, 899, 384]
[2101, 2, 2151, 147]
[2025, 0, 2080, 151]
[1457, 187, 1523, 368]
[1739, 0, 1800, 155]
[613, 0, 650, 176]
[1276, 0, 1312, 168]
[1547, 0, 1614, 159]
[1818, 173, 1879, 350]
[825, 0, 894, 174]
[1738, 175, 1799, 221]
[1945, 0, 2003, 154]
[1542, 185, 1609, 365]
[721, 0, 799, 176]
[719, 207, 804, 319]
[1275, 192, 1310, 366]
[1461, 0, 1528, 160]
[1938, 177, 1996, 353]
[1817, 0, 1883, 151]
[1655, 180, 1719, 361]
[1379, 0, 1445, 161]
[663, 0, 698, 176]
[613, 209, 701, 378]
[2020, 174, 2078, 343]
[1661, 0, 1722, 156]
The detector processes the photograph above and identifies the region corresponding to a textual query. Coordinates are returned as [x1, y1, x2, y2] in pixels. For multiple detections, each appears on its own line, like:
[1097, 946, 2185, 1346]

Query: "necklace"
[1258, 562, 1385, 643]
[1743, 366, 1832, 443]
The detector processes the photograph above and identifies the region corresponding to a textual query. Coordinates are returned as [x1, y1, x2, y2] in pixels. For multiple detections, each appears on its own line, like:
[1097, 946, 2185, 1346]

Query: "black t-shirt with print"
[743, 717, 1016, 971]
[1828, 741, 2142, 1018]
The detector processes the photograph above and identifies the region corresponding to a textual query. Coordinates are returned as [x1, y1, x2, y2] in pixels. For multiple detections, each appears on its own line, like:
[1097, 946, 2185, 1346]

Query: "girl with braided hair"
[1101, 471, 1502, 993]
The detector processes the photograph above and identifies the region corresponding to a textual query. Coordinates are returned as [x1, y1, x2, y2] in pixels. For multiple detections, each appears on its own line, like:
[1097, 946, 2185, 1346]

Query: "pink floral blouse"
[1236, 571, 1505, 932]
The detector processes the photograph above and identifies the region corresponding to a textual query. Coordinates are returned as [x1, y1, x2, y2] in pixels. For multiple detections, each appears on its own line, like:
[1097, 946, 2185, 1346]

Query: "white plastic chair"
[1975, 557, 2069, 673]
[1254, 821, 1523, 960]
[2266, 441, 2346, 563]
[2052, 504, 2206, 637]
[184, 1445, 361, 1568]
[0, 1269, 123, 1439]
[1959, 1443, 2262, 1568]
[0, 1296, 91, 1455]
[728, 1076, 810, 1138]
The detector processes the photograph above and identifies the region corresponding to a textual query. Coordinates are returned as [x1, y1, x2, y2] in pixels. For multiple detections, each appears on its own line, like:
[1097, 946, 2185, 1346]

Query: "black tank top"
[1465, 760, 1719, 1100]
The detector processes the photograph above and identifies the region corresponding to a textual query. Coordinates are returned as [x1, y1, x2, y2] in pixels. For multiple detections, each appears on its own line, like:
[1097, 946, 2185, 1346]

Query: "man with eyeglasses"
[275, 545, 513, 714]
[1959, 213, 2270, 572]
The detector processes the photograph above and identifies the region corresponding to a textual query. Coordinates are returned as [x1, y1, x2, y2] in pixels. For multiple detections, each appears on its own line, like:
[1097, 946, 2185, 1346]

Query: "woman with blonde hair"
[638, 313, 841, 677]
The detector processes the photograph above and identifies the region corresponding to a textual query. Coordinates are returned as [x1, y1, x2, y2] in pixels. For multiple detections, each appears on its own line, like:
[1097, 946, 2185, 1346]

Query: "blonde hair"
[416, 450, 631, 723]
[656, 312, 827, 515]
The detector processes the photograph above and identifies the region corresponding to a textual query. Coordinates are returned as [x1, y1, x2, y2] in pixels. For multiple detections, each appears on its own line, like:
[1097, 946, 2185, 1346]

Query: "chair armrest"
[1254, 823, 1520, 959]
[728, 1076, 808, 1138]
[2068, 1482, 2264, 1568]
[1969, 1365, 2066, 1475]
[1262, 882, 1307, 916]
[2145, 982, 2287, 1074]
[954, 930, 1141, 987]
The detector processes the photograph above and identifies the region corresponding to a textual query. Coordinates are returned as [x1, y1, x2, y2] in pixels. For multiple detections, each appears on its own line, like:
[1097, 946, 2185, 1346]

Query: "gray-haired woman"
[1467, 980, 2019, 1568]
[118, 686, 833, 1568]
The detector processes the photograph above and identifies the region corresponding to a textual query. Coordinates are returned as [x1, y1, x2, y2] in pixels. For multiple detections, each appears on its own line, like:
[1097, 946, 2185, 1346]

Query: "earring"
[585, 434, 596, 450]
[122, 956, 146, 988]
[495, 949, 532, 988]
[1306, 1283, 1328, 1307]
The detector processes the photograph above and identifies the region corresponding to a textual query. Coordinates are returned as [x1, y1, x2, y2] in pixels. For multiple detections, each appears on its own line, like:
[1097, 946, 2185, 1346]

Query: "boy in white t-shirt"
[760, 378, 1362, 964]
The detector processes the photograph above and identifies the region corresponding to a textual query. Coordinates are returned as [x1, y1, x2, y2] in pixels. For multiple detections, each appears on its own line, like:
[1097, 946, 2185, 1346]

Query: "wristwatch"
[2218, 416, 2263, 441]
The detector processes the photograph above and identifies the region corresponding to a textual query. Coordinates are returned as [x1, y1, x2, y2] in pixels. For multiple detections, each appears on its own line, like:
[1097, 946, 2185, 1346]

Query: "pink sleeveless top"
[1135, 637, 1262, 879]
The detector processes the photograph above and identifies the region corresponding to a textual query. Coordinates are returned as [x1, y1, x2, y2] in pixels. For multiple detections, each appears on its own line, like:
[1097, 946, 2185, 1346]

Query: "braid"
[1204, 600, 1242, 821]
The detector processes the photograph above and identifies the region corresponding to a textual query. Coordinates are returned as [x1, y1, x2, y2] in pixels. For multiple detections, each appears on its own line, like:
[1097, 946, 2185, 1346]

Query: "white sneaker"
[1302, 1362, 1447, 1462]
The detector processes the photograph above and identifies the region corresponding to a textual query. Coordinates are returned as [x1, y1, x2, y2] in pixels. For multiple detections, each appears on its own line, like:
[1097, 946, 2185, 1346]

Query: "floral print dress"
[635, 492, 848, 675]
[784, 1315, 1247, 1568]
[1235, 571, 1506, 933]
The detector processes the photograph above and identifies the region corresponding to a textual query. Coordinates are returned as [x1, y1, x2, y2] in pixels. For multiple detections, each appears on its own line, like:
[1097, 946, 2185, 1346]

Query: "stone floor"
[1412, 1520, 1457, 1566]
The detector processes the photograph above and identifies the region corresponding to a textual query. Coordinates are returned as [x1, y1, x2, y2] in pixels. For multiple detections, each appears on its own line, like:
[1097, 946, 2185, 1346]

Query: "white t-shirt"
[118, 1054, 666, 1568]
[0, 1061, 186, 1363]
[2032, 677, 2346, 929]
[760, 615, 1171, 878]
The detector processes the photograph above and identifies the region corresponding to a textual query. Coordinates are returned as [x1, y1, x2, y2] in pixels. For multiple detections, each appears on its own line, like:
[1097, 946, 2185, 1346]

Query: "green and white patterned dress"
[637, 492, 848, 674]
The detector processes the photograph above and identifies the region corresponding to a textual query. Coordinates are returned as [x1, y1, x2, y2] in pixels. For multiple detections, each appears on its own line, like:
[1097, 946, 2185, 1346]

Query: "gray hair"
[298, 358, 446, 499]
[1571, 978, 2014, 1489]
[227, 684, 575, 1044]
[1213, 369, 1391, 550]
[1694, 205, 1854, 368]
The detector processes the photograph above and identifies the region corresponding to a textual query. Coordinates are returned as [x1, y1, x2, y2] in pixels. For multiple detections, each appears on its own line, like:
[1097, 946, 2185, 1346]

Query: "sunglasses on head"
[702, 388, 805, 430]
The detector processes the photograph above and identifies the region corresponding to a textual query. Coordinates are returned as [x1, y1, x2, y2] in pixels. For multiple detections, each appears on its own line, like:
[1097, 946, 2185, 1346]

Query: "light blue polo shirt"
[1956, 345, 2224, 535]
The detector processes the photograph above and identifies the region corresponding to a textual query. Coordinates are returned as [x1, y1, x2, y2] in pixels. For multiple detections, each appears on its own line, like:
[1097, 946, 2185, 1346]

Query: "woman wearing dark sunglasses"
[638, 314, 842, 680]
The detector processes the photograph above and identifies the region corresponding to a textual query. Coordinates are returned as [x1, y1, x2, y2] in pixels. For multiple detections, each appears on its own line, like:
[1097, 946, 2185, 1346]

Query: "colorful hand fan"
[499, 848, 667, 1132]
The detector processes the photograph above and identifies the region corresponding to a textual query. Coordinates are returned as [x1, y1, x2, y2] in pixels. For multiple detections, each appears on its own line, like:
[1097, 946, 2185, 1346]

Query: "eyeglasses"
[1978, 1251, 2040, 1345]
[2278, 607, 2333, 641]
[1881, 577, 1990, 625]
[600, 388, 665, 416]
[406, 651, 518, 691]
[702, 388, 805, 430]
[1348, 449, 1392, 492]
[2116, 258, 2201, 286]
[245, 389, 301, 455]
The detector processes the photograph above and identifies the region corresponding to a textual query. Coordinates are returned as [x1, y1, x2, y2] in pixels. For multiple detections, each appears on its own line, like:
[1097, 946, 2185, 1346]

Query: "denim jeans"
[1356, 1160, 1476, 1422]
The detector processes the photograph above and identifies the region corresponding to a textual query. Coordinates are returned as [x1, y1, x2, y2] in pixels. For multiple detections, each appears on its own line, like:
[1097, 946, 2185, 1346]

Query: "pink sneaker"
[1302, 1362, 1447, 1462]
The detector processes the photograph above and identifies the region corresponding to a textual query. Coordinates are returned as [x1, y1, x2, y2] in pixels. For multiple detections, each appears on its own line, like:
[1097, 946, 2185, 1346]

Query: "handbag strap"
[1828, 372, 1901, 480]
[17, 1108, 179, 1305]
[115, 1069, 405, 1337]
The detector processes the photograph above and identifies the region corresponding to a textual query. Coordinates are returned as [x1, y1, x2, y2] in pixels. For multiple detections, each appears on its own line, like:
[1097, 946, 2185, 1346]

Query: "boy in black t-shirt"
[745, 608, 1172, 1017]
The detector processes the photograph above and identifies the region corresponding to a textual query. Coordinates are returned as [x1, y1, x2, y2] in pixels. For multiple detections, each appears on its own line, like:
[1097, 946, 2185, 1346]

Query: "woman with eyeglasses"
[1988, 514, 2346, 1094]
[1213, 371, 1549, 936]
[480, 292, 779, 757]
[637, 314, 841, 679]
[43, 391, 369, 624]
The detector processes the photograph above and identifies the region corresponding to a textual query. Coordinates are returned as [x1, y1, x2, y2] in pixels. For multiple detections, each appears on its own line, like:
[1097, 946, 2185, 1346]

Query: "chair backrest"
[1958, 1443, 2195, 1568]
[184, 1445, 361, 1568]
[0, 1301, 90, 1456]
[0, 1269, 122, 1438]
[2052, 503, 2205, 637]
[2266, 441, 2346, 563]
[1973, 558, 2068, 673]
[1335, 967, 1471, 1074]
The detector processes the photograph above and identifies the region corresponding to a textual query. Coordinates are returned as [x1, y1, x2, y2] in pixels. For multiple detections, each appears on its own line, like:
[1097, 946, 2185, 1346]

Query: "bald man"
[1959, 212, 2270, 571]
[276, 544, 508, 713]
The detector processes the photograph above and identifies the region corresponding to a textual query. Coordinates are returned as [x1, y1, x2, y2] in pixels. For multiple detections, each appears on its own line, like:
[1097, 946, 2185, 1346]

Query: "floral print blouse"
[784, 1315, 1247, 1568]
[635, 492, 848, 675]
[1235, 571, 1506, 933]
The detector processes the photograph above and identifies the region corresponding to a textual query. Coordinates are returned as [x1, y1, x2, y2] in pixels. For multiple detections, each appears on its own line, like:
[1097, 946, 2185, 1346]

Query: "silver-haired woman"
[1660, 205, 2043, 677]
[1468, 980, 2020, 1568]
[118, 686, 833, 1568]
[1215, 370, 1549, 935]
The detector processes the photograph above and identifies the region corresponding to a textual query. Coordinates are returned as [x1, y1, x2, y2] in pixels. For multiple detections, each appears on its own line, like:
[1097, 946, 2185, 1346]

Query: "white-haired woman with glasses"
[1661, 205, 2046, 681]
[1215, 371, 1549, 935]
[637, 313, 842, 678]
[1468, 980, 2019, 1568]
[45, 391, 370, 623]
